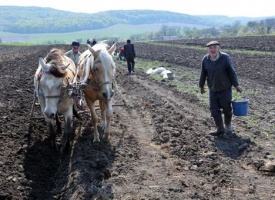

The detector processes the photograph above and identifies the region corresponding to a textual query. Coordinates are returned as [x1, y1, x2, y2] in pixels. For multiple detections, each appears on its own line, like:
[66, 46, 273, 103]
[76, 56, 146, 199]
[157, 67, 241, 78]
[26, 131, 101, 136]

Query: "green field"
[0, 23, 207, 44]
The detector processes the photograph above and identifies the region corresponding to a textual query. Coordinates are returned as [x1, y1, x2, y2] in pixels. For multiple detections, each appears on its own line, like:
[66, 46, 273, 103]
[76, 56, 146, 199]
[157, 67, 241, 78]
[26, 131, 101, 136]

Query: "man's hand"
[200, 87, 205, 94]
[235, 85, 242, 93]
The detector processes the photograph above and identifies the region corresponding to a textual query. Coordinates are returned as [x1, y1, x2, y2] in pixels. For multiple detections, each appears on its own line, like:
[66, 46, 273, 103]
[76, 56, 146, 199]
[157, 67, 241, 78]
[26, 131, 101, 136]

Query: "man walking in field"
[199, 41, 242, 136]
[124, 39, 136, 75]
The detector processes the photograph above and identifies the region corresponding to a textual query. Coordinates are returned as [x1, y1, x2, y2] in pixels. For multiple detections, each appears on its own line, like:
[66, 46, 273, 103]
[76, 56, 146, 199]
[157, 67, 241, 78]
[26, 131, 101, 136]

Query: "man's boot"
[224, 114, 233, 136]
[209, 115, 225, 136]
[131, 63, 135, 72]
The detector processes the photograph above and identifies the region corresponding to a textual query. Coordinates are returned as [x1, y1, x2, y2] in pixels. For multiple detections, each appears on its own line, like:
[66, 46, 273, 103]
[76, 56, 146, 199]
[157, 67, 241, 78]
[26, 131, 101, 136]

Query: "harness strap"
[86, 85, 100, 92]
[43, 95, 63, 98]
[80, 54, 113, 92]
[36, 72, 71, 99]
[98, 81, 112, 87]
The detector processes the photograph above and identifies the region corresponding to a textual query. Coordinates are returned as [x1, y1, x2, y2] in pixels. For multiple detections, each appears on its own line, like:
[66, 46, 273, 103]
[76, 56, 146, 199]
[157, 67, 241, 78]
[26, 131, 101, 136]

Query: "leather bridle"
[87, 57, 113, 92]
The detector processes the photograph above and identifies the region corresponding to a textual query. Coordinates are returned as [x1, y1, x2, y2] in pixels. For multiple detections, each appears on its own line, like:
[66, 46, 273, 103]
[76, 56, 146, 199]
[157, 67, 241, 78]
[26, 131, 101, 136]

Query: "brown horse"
[78, 42, 116, 142]
[34, 48, 76, 153]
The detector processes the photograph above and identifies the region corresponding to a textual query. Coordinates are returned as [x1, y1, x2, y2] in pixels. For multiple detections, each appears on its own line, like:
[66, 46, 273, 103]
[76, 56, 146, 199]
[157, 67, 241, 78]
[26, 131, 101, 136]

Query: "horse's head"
[38, 56, 69, 119]
[88, 43, 116, 102]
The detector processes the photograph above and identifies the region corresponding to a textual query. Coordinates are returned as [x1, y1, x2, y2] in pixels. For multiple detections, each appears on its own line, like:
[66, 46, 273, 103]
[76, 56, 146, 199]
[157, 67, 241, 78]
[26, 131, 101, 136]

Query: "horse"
[34, 48, 77, 153]
[78, 42, 117, 142]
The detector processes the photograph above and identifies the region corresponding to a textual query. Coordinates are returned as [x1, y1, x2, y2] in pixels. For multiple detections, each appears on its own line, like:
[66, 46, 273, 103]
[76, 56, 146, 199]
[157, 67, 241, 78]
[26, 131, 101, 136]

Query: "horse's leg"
[86, 100, 100, 142]
[100, 100, 107, 130]
[46, 119, 57, 150]
[73, 105, 82, 121]
[56, 114, 62, 136]
[61, 108, 73, 154]
[42, 98, 57, 149]
[102, 101, 113, 141]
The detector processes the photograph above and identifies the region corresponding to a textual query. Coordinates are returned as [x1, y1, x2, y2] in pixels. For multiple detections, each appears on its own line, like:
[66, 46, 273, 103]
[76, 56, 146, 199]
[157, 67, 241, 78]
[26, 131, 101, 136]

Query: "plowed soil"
[0, 37, 275, 200]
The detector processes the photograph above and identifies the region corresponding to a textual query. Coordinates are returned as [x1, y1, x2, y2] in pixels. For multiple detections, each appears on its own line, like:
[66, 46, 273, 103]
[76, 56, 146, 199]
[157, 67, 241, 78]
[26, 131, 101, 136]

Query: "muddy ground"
[0, 38, 275, 200]
[161, 35, 275, 51]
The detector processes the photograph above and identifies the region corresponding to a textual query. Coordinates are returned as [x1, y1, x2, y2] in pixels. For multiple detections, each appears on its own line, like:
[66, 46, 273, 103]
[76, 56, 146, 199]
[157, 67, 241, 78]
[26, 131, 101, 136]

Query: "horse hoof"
[52, 142, 58, 151]
[93, 138, 100, 143]
[60, 143, 70, 155]
[102, 134, 110, 142]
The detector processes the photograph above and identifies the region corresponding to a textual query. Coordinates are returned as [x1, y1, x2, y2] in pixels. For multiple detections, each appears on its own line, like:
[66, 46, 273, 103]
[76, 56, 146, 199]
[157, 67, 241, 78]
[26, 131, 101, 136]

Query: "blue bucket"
[232, 99, 249, 116]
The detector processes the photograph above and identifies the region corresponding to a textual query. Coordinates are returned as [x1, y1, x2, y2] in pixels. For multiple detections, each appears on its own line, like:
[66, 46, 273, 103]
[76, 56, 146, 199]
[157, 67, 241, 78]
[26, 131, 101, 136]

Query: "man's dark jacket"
[124, 43, 136, 59]
[199, 52, 239, 92]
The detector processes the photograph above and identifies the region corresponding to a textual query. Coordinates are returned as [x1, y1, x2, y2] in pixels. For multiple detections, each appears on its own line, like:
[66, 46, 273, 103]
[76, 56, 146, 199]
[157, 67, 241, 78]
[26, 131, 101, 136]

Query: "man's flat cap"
[206, 41, 220, 47]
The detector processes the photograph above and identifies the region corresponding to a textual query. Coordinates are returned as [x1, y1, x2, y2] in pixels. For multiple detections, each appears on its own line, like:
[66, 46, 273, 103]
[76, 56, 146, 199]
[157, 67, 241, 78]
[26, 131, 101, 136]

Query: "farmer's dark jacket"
[199, 52, 239, 92]
[123, 43, 136, 59]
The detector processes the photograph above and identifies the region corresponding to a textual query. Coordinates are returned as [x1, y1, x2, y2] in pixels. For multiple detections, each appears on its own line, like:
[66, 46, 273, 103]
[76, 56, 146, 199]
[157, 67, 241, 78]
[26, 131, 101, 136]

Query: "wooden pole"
[29, 92, 37, 118]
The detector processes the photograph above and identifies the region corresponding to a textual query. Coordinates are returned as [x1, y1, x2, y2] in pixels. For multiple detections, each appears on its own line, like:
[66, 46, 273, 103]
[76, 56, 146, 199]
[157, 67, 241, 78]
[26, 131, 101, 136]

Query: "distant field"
[0, 23, 208, 44]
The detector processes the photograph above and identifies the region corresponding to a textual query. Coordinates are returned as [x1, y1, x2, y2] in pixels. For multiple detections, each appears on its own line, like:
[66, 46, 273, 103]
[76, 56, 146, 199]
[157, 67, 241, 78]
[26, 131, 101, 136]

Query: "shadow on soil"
[23, 137, 62, 200]
[23, 119, 116, 199]
[64, 122, 115, 199]
[213, 134, 254, 159]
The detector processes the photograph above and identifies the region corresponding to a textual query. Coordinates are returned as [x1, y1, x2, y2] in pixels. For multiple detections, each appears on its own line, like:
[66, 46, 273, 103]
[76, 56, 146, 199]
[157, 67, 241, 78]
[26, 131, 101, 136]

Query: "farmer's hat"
[71, 41, 80, 47]
[206, 41, 220, 47]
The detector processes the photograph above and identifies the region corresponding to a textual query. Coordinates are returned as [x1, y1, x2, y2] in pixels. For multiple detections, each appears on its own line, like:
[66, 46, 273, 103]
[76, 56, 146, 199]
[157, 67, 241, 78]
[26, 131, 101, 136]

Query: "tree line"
[0, 7, 216, 34]
[128, 18, 275, 41]
[185, 18, 275, 38]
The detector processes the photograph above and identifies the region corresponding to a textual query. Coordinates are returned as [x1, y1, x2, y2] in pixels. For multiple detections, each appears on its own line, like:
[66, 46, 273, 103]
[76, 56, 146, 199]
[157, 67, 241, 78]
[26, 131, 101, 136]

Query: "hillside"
[0, 6, 265, 34]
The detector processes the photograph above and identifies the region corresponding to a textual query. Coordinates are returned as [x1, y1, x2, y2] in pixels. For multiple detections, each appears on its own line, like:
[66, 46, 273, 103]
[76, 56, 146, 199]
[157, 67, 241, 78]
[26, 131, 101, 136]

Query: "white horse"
[78, 42, 116, 142]
[34, 48, 76, 153]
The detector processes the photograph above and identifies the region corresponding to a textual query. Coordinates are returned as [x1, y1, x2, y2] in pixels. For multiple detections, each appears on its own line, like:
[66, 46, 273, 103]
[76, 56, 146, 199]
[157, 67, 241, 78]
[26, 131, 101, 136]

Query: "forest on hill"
[0, 6, 264, 34]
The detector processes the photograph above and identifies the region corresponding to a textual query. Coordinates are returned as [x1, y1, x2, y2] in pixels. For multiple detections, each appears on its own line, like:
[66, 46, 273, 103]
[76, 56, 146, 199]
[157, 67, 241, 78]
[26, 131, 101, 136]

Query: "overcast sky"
[0, 0, 274, 17]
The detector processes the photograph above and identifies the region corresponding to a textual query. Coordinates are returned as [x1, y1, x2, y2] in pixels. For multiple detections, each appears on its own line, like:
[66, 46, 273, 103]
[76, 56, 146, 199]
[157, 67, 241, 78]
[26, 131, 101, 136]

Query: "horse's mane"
[78, 49, 91, 62]
[92, 42, 110, 51]
[45, 48, 65, 65]
[45, 48, 67, 77]
[98, 48, 116, 75]
[78, 42, 115, 82]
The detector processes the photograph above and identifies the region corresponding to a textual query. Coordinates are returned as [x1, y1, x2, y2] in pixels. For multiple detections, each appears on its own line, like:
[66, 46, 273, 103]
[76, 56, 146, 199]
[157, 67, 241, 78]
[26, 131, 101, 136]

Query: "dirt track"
[0, 40, 275, 200]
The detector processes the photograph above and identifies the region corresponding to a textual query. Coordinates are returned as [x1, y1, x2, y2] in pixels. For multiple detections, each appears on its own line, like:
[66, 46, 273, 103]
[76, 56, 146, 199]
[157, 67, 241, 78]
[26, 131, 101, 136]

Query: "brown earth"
[161, 35, 275, 51]
[0, 39, 275, 200]
[134, 41, 275, 85]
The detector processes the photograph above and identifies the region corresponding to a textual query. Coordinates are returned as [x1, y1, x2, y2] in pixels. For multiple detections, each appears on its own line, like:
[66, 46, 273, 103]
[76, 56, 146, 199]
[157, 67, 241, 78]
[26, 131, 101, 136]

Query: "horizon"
[1, 0, 275, 18]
